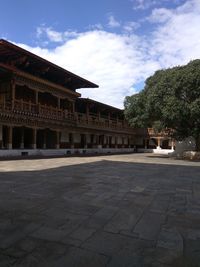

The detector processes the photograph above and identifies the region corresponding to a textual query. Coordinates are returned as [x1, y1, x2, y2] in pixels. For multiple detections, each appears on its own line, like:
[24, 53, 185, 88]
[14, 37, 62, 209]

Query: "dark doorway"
[12, 127, 22, 149]
[24, 128, 33, 149]
[37, 129, 45, 149]
[46, 129, 56, 149]
[81, 134, 86, 148]
[109, 136, 112, 148]
[162, 139, 169, 149]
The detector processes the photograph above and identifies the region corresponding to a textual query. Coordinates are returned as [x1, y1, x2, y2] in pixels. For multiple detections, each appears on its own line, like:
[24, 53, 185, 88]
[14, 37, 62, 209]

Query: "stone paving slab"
[0, 153, 200, 266]
[133, 211, 165, 241]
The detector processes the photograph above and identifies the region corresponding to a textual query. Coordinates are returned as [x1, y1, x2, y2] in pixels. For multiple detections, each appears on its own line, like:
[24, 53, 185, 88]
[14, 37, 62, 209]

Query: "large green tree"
[124, 60, 200, 151]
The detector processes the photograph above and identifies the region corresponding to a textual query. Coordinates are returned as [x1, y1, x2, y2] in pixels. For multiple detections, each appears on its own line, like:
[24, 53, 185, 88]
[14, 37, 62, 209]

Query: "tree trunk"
[195, 135, 200, 151]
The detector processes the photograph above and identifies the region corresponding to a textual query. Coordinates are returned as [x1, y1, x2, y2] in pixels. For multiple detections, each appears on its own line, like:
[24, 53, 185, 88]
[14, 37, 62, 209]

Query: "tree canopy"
[124, 59, 200, 150]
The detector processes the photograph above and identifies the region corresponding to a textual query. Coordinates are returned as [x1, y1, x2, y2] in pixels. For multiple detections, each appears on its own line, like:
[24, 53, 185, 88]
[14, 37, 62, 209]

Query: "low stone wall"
[0, 148, 135, 158]
[138, 148, 174, 155]
[182, 151, 200, 160]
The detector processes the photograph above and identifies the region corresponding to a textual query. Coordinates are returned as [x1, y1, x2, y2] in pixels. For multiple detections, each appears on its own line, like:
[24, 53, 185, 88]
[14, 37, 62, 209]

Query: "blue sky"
[0, 0, 184, 44]
[0, 0, 200, 108]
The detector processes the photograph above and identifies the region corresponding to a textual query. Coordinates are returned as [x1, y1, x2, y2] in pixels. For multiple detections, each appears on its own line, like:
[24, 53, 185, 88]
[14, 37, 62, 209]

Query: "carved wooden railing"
[135, 127, 172, 137]
[147, 128, 172, 136]
[0, 100, 133, 132]
[13, 100, 65, 120]
[76, 112, 130, 130]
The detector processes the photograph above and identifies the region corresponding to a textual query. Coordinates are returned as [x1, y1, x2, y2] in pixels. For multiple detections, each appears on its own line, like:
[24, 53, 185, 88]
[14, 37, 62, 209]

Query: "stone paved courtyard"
[0, 153, 200, 267]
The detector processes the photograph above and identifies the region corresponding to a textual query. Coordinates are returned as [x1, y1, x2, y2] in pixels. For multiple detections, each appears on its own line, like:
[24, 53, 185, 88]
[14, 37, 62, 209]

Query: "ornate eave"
[0, 39, 99, 90]
[0, 63, 80, 99]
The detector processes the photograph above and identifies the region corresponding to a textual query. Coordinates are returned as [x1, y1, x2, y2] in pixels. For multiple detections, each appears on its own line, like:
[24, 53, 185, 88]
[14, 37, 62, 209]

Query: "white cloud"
[45, 28, 63, 42]
[132, 0, 160, 10]
[148, 8, 173, 23]
[36, 26, 78, 43]
[149, 0, 200, 67]
[123, 21, 140, 32]
[87, 23, 103, 30]
[108, 15, 121, 28]
[15, 0, 200, 108]
[132, 0, 183, 10]
[19, 30, 155, 108]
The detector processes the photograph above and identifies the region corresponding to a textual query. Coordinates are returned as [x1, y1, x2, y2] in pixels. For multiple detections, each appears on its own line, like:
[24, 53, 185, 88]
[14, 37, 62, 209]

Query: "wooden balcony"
[75, 112, 130, 131]
[147, 128, 173, 136]
[13, 99, 66, 120]
[135, 127, 172, 137]
[0, 100, 133, 132]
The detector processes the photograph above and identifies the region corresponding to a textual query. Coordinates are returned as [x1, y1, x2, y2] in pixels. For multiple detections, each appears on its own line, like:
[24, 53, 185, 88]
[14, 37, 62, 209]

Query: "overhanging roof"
[0, 62, 81, 98]
[77, 98, 123, 113]
[0, 39, 99, 91]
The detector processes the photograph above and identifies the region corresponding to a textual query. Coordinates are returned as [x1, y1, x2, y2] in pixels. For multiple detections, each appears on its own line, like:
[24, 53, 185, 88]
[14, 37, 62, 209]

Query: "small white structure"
[174, 137, 196, 157]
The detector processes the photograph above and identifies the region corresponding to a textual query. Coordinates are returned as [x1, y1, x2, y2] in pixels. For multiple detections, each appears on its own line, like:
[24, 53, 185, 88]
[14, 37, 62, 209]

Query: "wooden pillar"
[43, 130, 46, 149]
[32, 128, 37, 149]
[55, 131, 60, 149]
[122, 137, 125, 148]
[8, 126, 12, 149]
[83, 134, 87, 149]
[100, 135, 103, 148]
[144, 139, 148, 149]
[96, 134, 101, 148]
[70, 133, 74, 149]
[157, 138, 161, 149]
[106, 136, 109, 148]
[99, 135, 105, 148]
[11, 80, 16, 110]
[115, 136, 118, 148]
[103, 135, 106, 148]
[171, 139, 175, 150]
[20, 127, 24, 149]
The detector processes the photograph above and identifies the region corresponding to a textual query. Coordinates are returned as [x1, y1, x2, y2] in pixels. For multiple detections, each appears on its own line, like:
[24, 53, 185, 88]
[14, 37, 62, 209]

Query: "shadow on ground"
[0, 160, 200, 266]
[146, 154, 170, 159]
